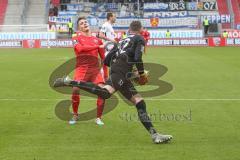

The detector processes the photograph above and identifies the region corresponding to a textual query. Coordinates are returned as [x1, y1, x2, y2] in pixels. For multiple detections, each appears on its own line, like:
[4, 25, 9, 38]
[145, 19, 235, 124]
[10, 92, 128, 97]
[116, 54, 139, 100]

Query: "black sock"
[70, 81, 111, 99]
[136, 100, 157, 135]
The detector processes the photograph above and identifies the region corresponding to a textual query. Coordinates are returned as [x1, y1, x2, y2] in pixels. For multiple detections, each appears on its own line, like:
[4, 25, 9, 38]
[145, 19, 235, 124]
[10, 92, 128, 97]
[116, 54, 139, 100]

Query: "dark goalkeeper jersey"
[104, 34, 145, 75]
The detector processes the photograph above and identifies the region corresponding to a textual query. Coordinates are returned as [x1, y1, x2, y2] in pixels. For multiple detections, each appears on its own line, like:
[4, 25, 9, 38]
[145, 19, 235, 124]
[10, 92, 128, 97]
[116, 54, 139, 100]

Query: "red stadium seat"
[230, 0, 240, 27]
[0, 0, 8, 25]
[51, 0, 60, 7]
[217, 0, 231, 29]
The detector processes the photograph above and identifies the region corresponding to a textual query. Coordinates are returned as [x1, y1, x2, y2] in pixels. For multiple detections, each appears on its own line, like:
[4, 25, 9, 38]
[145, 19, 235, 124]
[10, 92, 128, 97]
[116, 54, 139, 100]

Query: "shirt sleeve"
[134, 38, 145, 74]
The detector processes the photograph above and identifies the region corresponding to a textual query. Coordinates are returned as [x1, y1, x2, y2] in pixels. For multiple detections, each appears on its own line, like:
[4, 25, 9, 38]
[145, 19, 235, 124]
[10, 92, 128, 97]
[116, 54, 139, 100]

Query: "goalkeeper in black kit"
[53, 21, 173, 144]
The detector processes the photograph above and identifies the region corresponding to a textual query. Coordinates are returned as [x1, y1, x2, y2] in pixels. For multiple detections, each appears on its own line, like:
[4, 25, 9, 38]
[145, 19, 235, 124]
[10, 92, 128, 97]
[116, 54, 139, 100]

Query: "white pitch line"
[0, 98, 240, 101]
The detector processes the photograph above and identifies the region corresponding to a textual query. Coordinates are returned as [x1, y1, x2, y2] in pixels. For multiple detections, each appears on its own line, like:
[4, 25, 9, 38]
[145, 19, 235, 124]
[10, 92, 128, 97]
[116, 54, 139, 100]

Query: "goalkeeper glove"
[138, 72, 149, 85]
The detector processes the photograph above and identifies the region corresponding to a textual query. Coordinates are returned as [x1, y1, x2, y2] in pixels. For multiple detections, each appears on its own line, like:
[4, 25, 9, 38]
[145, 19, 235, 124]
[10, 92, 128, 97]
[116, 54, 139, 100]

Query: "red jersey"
[73, 34, 105, 70]
[140, 30, 150, 44]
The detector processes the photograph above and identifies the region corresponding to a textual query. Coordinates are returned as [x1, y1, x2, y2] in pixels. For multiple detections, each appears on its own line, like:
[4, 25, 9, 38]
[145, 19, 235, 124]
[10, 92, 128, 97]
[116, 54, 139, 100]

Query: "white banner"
[144, 1, 216, 11]
[144, 11, 188, 18]
[157, 16, 198, 28]
[201, 15, 231, 23]
[41, 40, 73, 48]
[225, 29, 240, 38]
[95, 16, 198, 28]
[67, 4, 84, 11]
[148, 38, 208, 46]
[49, 16, 72, 23]
[169, 1, 186, 11]
[202, 1, 217, 10]
[186, 2, 198, 10]
[0, 32, 56, 40]
[149, 30, 203, 38]
[58, 11, 77, 16]
[48, 24, 68, 32]
[226, 38, 240, 45]
[0, 40, 22, 47]
[144, 3, 168, 11]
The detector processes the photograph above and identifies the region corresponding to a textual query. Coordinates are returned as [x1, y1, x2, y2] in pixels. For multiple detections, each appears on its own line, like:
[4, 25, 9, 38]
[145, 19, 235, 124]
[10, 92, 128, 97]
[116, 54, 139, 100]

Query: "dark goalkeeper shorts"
[105, 72, 138, 100]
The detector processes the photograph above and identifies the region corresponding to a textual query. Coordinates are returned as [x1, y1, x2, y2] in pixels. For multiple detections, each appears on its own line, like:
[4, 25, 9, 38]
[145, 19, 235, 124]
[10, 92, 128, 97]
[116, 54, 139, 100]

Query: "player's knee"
[72, 87, 80, 94]
[101, 88, 111, 99]
[130, 94, 143, 105]
[103, 85, 115, 94]
[93, 86, 112, 99]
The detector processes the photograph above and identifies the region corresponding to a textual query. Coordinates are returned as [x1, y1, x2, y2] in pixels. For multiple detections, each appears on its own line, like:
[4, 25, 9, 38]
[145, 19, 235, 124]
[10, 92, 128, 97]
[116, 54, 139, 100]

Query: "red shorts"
[74, 68, 104, 84]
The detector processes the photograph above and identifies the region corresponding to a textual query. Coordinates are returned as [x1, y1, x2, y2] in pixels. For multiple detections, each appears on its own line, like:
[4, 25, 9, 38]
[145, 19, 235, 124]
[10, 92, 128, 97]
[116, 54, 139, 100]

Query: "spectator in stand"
[49, 8, 54, 16]
[203, 17, 209, 35]
[222, 30, 228, 38]
[60, 0, 67, 11]
[53, 5, 58, 16]
[50, 0, 54, 9]
[165, 29, 171, 38]
[68, 20, 73, 36]
[49, 0, 54, 16]
[122, 31, 127, 39]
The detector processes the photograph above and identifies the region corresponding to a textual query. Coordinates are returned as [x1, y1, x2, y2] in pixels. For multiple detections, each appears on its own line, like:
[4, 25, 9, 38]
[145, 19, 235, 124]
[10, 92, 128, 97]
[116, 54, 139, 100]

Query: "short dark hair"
[77, 16, 86, 25]
[130, 21, 142, 32]
[107, 12, 113, 20]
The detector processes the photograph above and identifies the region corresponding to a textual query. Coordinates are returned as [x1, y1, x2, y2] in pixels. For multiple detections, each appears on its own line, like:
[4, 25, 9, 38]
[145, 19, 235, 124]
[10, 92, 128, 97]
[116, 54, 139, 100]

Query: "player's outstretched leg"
[53, 76, 72, 87]
[136, 100, 173, 144]
[53, 76, 111, 99]
[151, 133, 173, 144]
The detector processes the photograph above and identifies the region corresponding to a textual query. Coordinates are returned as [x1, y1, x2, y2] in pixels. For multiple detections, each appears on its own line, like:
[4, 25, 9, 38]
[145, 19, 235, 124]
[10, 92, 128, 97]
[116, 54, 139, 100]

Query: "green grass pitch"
[0, 47, 240, 160]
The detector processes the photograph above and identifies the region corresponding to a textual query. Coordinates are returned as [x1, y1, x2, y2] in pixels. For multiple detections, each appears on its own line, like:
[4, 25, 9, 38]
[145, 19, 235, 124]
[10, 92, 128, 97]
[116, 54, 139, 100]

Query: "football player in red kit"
[140, 28, 150, 43]
[140, 28, 150, 53]
[70, 17, 107, 125]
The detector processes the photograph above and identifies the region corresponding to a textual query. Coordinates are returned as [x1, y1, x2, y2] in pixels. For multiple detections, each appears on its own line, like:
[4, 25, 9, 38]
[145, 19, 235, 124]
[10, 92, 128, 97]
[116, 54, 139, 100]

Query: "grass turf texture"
[0, 47, 240, 160]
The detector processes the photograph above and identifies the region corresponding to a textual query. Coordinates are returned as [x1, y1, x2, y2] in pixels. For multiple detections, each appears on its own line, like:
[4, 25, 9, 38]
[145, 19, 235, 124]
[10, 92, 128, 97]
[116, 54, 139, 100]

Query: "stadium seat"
[217, 0, 231, 29]
[51, 0, 60, 7]
[3, 0, 24, 25]
[0, 0, 8, 25]
[230, 0, 240, 28]
[25, 0, 46, 24]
